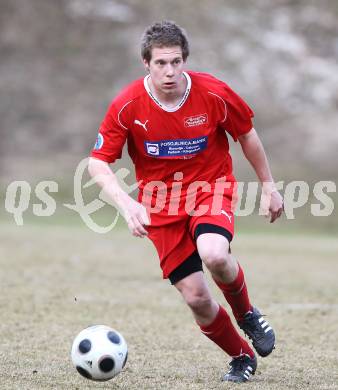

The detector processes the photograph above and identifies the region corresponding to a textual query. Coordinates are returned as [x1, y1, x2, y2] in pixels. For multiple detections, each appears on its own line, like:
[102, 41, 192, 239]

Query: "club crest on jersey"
[94, 133, 104, 150]
[184, 113, 208, 127]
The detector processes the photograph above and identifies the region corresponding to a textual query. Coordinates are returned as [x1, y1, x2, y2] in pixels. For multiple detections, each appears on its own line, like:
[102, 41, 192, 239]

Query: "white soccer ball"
[71, 325, 128, 381]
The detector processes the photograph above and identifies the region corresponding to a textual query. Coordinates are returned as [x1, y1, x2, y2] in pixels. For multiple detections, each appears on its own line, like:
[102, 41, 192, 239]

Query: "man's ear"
[143, 59, 150, 72]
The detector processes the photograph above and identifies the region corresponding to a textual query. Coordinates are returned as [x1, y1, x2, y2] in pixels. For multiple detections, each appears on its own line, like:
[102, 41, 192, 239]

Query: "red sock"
[213, 264, 252, 321]
[199, 305, 254, 358]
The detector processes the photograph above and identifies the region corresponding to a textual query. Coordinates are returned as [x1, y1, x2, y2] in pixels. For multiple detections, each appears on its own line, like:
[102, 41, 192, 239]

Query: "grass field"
[0, 223, 337, 390]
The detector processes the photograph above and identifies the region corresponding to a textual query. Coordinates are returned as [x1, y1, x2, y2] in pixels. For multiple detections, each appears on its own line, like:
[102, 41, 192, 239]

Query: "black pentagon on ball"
[78, 339, 92, 354]
[122, 351, 128, 368]
[107, 331, 121, 344]
[76, 366, 92, 379]
[99, 357, 115, 373]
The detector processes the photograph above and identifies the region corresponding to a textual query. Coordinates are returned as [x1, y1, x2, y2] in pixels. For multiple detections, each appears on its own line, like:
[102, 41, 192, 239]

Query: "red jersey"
[90, 71, 254, 201]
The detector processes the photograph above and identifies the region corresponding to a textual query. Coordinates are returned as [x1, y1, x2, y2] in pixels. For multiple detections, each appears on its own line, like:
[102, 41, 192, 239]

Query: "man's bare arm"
[238, 128, 283, 223]
[88, 157, 149, 237]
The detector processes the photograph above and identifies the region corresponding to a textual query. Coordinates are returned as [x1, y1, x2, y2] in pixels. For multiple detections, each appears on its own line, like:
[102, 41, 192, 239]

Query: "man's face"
[144, 46, 186, 97]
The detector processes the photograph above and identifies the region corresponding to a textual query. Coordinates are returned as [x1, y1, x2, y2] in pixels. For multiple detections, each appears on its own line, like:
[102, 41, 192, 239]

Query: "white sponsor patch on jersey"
[184, 113, 208, 127]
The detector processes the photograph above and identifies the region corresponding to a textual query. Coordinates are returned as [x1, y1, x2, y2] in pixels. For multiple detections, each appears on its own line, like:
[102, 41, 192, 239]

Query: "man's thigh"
[189, 187, 235, 243]
[195, 233, 231, 261]
[147, 217, 196, 279]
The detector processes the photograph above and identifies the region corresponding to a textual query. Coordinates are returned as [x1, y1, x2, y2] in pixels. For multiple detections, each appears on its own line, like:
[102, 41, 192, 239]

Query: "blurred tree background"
[0, 0, 337, 231]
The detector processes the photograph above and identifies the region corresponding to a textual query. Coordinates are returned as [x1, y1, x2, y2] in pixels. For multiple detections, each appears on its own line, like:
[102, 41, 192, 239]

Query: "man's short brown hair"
[141, 20, 190, 63]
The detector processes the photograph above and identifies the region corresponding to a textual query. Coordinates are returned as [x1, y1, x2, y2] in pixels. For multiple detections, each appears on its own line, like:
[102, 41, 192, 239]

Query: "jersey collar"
[143, 71, 191, 112]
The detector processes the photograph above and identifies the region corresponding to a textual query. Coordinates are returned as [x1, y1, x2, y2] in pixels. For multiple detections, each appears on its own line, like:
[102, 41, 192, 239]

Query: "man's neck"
[148, 74, 187, 109]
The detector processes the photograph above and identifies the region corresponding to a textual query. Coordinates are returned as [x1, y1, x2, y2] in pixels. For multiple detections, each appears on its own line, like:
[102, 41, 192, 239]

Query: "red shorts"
[145, 180, 237, 279]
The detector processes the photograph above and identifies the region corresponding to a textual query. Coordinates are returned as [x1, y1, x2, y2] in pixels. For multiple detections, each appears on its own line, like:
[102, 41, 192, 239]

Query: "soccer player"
[88, 20, 283, 383]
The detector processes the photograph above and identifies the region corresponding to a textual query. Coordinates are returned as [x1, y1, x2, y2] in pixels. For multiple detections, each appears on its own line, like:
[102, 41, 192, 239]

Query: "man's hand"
[238, 130, 284, 223]
[268, 191, 284, 223]
[118, 193, 150, 237]
[87, 158, 150, 237]
[261, 188, 284, 223]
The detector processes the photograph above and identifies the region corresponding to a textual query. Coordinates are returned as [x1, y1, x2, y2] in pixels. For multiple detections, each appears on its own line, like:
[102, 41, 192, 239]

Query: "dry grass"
[0, 224, 337, 390]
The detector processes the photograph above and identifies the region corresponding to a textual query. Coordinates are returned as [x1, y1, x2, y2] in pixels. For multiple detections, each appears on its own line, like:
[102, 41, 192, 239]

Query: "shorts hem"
[194, 223, 233, 243]
[168, 251, 203, 285]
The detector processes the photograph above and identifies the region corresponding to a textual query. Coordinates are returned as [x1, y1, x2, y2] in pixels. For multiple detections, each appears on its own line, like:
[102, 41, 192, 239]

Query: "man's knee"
[197, 234, 231, 273]
[199, 248, 231, 274]
[176, 278, 213, 313]
[184, 289, 213, 313]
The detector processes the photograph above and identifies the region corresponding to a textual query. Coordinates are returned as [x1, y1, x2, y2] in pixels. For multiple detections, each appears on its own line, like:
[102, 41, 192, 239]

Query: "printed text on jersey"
[144, 136, 208, 157]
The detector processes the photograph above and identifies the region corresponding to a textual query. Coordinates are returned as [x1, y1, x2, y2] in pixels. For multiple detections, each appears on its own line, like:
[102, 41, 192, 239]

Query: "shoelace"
[229, 356, 248, 374]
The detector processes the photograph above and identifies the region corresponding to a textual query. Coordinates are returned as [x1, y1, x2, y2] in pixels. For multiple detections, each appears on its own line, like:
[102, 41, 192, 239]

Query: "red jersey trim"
[207, 91, 227, 123]
[117, 100, 133, 130]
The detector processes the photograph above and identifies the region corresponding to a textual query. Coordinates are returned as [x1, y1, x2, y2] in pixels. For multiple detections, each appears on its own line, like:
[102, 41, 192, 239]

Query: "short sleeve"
[90, 99, 130, 164]
[220, 86, 254, 142]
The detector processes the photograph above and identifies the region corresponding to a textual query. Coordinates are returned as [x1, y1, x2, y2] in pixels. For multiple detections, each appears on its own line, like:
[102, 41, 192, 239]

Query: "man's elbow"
[88, 157, 109, 177]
